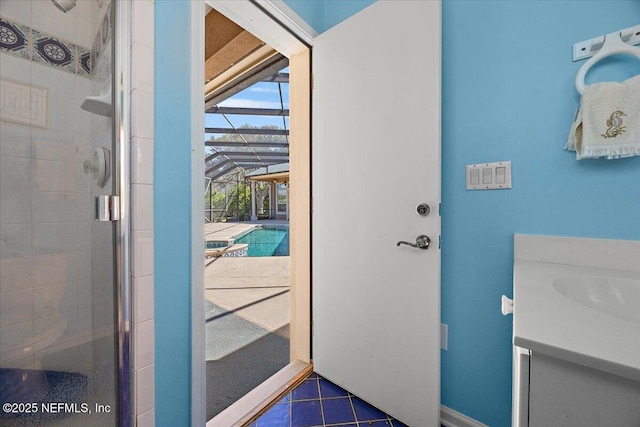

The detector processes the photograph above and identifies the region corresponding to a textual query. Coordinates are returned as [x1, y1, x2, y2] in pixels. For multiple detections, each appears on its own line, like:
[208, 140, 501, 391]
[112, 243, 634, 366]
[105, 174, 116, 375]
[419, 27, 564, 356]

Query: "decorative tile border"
[0, 8, 111, 79]
[206, 241, 230, 249]
[221, 245, 248, 257]
[0, 18, 32, 60]
[31, 27, 78, 74]
[205, 243, 249, 258]
[92, 2, 112, 72]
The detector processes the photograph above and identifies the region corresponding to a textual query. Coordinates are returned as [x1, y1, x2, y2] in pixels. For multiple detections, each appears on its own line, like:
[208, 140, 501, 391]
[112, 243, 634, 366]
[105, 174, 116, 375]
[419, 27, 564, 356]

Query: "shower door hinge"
[96, 195, 120, 222]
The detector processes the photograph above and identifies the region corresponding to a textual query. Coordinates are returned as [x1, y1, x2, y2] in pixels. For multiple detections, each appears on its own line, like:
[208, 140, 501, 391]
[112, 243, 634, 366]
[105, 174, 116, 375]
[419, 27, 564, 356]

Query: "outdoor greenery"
[205, 170, 249, 220]
[205, 170, 271, 221]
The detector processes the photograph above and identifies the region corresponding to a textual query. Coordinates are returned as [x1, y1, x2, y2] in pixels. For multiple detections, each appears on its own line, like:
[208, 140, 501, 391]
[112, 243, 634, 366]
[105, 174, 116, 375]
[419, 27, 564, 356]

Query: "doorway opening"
[200, 3, 311, 424]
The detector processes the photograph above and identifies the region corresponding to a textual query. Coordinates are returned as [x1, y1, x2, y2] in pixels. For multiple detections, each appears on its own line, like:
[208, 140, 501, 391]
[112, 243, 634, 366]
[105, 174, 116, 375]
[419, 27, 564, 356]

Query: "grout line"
[316, 378, 327, 427]
[290, 395, 351, 403]
[347, 393, 359, 427]
[288, 391, 292, 427]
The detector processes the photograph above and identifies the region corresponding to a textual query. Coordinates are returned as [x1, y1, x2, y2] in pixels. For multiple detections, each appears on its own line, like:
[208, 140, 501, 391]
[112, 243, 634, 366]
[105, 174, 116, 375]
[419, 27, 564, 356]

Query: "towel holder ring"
[575, 31, 640, 95]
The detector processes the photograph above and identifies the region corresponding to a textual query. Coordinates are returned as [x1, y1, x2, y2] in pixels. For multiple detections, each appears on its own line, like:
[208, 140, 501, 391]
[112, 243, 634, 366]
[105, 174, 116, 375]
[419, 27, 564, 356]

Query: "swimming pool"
[234, 228, 289, 257]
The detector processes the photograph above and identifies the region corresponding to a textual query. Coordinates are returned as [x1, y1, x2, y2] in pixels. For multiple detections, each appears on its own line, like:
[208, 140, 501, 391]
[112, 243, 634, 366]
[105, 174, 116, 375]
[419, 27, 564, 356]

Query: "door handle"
[397, 235, 431, 250]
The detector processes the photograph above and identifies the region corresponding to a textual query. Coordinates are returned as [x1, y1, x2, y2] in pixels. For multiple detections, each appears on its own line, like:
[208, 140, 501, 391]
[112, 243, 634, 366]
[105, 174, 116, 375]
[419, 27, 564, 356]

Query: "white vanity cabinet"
[511, 235, 640, 427]
[514, 347, 640, 426]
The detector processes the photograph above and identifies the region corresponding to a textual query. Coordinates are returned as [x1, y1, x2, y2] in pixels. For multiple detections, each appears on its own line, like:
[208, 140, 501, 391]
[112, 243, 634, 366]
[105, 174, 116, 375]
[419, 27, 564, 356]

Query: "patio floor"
[205, 253, 290, 419]
[205, 256, 290, 337]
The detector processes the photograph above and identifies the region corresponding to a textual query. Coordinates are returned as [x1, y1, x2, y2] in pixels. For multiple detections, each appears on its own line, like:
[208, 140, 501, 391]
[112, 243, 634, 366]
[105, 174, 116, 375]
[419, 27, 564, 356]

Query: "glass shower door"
[0, 1, 120, 425]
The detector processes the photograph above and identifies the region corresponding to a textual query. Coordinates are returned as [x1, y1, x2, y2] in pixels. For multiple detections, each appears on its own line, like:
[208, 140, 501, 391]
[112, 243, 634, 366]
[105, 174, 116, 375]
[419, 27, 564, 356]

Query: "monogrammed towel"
[566, 74, 640, 159]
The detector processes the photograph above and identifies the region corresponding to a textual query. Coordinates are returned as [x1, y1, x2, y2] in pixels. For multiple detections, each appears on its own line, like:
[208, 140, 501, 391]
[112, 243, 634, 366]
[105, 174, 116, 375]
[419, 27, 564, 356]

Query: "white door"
[312, 1, 441, 426]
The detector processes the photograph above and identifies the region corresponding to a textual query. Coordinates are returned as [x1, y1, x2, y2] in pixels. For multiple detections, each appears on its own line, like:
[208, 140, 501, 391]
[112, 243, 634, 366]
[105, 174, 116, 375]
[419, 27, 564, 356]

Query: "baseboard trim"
[441, 405, 488, 427]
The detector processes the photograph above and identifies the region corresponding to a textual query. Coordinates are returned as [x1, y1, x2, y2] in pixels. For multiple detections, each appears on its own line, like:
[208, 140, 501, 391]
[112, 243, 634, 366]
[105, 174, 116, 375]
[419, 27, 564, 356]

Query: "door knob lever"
[397, 235, 431, 250]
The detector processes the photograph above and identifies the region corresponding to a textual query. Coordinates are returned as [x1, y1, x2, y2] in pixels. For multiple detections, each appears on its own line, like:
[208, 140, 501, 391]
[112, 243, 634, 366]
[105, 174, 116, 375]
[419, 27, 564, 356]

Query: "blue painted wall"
[441, 1, 640, 425]
[283, 0, 374, 33]
[155, 1, 193, 425]
[282, 0, 325, 33]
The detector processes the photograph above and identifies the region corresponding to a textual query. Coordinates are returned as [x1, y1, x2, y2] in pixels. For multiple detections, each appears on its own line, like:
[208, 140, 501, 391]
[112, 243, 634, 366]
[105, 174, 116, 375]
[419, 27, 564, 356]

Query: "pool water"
[235, 228, 289, 257]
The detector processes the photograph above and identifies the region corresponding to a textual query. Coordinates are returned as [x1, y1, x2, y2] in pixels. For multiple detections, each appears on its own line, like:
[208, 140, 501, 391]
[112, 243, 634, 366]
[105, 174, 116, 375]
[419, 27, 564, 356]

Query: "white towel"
[566, 74, 640, 159]
[565, 107, 582, 152]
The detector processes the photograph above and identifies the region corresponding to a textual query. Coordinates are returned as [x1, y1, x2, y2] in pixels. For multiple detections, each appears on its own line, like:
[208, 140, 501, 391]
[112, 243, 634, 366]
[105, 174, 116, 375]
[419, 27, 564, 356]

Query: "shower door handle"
[397, 235, 431, 250]
[96, 195, 120, 221]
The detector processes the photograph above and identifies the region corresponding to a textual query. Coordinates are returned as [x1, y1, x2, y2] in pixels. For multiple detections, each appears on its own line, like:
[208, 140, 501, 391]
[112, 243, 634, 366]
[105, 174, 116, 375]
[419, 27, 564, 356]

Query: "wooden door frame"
[192, 1, 315, 425]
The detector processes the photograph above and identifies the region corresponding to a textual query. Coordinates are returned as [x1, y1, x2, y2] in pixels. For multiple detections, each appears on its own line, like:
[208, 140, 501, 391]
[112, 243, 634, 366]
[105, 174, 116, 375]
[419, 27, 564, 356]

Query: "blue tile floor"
[249, 372, 413, 427]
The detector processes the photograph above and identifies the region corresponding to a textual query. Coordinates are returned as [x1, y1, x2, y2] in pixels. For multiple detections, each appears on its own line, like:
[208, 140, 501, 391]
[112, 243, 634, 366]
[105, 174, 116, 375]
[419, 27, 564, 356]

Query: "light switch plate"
[466, 161, 512, 190]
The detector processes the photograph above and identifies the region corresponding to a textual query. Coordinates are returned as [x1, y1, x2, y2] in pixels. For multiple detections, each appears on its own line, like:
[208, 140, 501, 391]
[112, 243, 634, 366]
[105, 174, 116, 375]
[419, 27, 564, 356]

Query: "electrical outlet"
[441, 323, 448, 351]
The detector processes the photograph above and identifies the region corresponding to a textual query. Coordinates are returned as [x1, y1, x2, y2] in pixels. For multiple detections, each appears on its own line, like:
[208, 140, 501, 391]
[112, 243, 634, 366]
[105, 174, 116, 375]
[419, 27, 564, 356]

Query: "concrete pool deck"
[204, 253, 291, 418]
[204, 256, 290, 338]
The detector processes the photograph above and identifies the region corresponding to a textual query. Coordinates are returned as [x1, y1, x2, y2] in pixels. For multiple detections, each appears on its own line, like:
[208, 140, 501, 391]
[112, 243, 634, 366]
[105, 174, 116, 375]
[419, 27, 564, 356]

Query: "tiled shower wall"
[0, 0, 113, 386]
[130, 0, 155, 425]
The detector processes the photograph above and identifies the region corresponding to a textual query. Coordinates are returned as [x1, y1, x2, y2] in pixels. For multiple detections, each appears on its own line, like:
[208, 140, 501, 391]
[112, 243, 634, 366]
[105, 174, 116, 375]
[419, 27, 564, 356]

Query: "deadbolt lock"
[417, 203, 430, 217]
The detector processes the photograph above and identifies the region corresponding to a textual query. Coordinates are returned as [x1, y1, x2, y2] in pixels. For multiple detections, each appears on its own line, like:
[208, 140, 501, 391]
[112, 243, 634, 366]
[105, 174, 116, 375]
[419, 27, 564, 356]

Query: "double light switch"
[466, 161, 512, 190]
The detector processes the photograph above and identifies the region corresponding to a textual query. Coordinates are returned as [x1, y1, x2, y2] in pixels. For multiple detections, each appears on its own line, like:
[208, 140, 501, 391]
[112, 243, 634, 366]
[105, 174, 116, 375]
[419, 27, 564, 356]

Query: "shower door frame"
[113, 1, 134, 426]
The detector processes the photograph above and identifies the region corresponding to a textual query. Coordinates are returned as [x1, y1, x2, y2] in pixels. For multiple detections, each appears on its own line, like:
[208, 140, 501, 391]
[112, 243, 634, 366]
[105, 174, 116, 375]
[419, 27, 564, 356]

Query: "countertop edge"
[514, 336, 640, 383]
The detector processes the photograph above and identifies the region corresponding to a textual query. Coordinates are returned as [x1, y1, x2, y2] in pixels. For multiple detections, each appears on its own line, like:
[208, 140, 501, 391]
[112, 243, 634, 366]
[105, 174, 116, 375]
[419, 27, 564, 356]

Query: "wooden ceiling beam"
[205, 9, 244, 60]
[205, 30, 265, 84]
